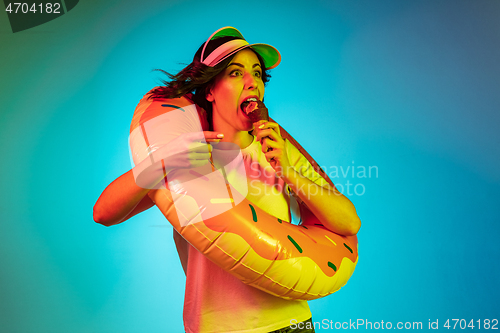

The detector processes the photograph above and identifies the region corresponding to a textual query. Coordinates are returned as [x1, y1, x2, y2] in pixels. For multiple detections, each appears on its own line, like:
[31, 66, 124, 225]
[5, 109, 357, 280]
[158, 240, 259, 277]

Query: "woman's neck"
[212, 112, 254, 149]
[214, 124, 254, 149]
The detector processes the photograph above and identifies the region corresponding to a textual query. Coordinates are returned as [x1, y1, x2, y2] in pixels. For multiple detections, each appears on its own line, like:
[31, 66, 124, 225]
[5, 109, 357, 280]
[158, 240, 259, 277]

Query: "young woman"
[94, 27, 360, 333]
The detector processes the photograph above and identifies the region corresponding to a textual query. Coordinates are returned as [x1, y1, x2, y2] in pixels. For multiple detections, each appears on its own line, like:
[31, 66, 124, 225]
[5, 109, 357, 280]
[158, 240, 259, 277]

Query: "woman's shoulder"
[283, 137, 331, 187]
[130, 89, 210, 133]
[142, 87, 193, 103]
[283, 137, 305, 163]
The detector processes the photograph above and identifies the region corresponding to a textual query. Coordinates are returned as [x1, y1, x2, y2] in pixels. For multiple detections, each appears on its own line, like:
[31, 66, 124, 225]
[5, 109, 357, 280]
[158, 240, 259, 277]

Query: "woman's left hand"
[254, 120, 291, 175]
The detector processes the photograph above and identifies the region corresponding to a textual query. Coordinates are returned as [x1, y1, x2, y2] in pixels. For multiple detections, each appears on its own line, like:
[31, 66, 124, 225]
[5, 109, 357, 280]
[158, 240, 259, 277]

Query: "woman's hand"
[254, 121, 361, 235]
[94, 131, 223, 226]
[134, 131, 223, 189]
[253, 120, 291, 175]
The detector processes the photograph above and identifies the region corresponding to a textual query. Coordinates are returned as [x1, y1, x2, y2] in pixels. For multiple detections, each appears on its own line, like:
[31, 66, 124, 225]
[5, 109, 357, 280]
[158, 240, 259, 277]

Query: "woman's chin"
[239, 119, 254, 132]
[243, 125, 254, 132]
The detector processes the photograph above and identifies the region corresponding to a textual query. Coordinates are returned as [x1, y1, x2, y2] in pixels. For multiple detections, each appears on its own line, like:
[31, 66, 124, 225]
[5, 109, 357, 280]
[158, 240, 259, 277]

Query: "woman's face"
[207, 49, 265, 132]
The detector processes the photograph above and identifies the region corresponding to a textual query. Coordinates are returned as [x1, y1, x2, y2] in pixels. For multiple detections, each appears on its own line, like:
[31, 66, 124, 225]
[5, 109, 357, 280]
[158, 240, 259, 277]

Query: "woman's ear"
[206, 88, 214, 102]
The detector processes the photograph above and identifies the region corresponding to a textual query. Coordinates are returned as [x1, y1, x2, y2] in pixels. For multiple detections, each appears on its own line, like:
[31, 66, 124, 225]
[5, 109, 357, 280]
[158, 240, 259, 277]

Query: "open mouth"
[240, 97, 259, 113]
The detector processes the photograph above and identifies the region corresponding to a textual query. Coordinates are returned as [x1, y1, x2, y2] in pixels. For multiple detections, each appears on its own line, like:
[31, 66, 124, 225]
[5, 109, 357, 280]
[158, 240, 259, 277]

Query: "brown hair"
[149, 36, 271, 129]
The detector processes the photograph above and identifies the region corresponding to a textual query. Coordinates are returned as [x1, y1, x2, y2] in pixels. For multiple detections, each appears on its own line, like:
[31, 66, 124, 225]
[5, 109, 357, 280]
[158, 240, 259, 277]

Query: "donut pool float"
[128, 92, 358, 300]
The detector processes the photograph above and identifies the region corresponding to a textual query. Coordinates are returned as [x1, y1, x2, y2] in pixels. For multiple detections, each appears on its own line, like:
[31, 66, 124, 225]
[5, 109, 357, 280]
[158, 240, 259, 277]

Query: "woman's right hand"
[134, 131, 224, 189]
[94, 131, 223, 226]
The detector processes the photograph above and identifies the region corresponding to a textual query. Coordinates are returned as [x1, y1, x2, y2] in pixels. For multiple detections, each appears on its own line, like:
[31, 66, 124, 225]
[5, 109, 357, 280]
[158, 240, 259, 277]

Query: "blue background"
[1, 0, 499, 331]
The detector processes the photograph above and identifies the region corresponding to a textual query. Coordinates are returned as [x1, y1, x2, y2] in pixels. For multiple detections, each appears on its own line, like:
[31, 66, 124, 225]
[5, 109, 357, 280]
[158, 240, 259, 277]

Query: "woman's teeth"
[241, 98, 258, 110]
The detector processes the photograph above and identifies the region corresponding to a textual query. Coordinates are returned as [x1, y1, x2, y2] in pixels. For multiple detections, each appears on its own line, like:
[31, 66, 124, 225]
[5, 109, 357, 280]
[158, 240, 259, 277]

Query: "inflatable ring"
[129, 92, 358, 300]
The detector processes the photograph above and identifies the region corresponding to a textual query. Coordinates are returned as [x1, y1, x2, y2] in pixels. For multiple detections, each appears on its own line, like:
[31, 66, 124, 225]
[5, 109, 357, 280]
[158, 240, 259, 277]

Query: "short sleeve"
[284, 138, 331, 224]
[284, 139, 330, 188]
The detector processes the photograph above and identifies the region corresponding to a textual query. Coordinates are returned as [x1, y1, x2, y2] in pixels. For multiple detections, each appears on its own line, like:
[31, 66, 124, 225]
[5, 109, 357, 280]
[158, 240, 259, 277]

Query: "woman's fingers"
[188, 159, 211, 168]
[189, 151, 211, 161]
[203, 131, 224, 142]
[256, 128, 281, 142]
[182, 131, 223, 144]
[256, 121, 281, 135]
[254, 122, 282, 143]
[261, 137, 279, 153]
[189, 143, 212, 154]
[149, 132, 221, 170]
[264, 150, 280, 164]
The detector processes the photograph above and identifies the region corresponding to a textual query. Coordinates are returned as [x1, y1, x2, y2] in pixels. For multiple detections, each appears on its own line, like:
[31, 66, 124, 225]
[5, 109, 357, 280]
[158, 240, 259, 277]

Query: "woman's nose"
[244, 73, 258, 90]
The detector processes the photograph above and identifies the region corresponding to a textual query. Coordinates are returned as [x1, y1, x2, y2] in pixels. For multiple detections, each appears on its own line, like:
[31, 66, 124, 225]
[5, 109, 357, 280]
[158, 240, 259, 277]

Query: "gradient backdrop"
[1, 0, 499, 332]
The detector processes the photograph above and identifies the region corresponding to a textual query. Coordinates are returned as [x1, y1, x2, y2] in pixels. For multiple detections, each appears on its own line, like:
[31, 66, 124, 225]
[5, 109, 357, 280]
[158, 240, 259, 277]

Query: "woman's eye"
[230, 70, 242, 76]
[254, 71, 262, 78]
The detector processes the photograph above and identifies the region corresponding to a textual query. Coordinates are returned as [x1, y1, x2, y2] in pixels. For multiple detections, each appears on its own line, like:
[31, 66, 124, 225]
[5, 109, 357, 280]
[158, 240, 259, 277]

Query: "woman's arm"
[255, 121, 361, 236]
[93, 169, 154, 226]
[280, 168, 361, 236]
[93, 131, 223, 227]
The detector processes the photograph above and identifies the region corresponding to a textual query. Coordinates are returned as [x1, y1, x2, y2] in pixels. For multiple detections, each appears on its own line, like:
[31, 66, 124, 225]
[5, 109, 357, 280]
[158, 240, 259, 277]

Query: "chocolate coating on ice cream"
[242, 100, 269, 122]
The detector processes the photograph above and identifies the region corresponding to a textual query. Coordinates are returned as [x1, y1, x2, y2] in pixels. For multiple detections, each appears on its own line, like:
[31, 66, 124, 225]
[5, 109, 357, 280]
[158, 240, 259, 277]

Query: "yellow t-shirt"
[182, 136, 328, 333]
